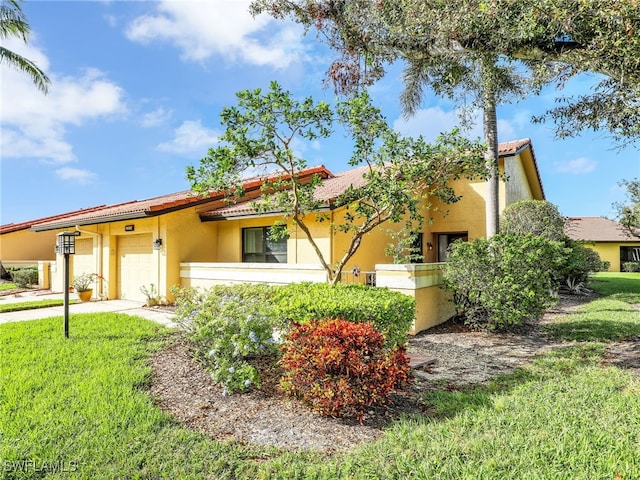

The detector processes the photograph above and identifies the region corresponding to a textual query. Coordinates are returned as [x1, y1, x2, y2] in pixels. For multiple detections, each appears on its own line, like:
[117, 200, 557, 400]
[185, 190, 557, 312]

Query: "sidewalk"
[0, 290, 177, 328]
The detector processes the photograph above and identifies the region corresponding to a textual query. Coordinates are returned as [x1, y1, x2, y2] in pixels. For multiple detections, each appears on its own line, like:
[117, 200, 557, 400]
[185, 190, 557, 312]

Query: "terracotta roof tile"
[565, 216, 639, 242]
[201, 164, 371, 219]
[27, 166, 334, 231]
[0, 205, 107, 234]
[498, 138, 531, 155]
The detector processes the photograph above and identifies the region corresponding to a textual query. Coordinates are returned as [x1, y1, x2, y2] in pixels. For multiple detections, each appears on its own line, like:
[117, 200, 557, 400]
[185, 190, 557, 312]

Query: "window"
[620, 246, 640, 270]
[437, 233, 468, 262]
[242, 227, 288, 263]
[409, 232, 424, 263]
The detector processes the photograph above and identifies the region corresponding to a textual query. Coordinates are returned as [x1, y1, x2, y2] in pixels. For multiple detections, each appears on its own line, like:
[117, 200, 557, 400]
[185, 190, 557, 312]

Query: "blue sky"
[2, 0, 639, 226]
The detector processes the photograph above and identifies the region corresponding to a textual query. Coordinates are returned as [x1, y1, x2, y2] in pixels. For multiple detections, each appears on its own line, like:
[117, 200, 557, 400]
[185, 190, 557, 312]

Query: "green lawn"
[0, 282, 19, 292]
[0, 299, 76, 313]
[589, 271, 640, 303]
[1, 276, 639, 479]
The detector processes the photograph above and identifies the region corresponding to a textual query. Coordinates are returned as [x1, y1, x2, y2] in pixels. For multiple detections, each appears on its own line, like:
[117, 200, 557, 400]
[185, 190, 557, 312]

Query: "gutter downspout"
[75, 226, 104, 299]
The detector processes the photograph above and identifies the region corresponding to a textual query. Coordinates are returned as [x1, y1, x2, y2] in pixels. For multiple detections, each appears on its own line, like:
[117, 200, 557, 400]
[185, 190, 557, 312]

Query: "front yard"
[1, 273, 639, 479]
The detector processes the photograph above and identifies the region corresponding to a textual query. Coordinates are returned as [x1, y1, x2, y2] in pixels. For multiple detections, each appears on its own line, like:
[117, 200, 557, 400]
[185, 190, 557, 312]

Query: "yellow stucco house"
[7, 138, 544, 332]
[565, 216, 640, 272]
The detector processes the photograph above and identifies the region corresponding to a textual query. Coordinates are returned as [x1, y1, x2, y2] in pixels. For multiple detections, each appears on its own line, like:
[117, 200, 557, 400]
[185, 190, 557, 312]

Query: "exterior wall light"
[153, 238, 162, 250]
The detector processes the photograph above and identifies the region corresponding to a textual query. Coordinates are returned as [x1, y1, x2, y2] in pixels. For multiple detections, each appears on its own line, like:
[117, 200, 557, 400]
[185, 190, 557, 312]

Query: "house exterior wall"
[584, 241, 640, 272]
[0, 229, 57, 261]
[504, 154, 534, 205]
[46, 207, 219, 302]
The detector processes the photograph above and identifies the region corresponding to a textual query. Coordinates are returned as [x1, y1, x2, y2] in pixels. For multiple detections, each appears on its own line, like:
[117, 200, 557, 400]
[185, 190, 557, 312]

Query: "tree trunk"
[482, 64, 499, 238]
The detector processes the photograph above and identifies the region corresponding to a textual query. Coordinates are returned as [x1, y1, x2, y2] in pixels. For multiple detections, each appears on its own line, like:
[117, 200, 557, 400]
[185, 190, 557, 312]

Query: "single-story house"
[7, 138, 544, 332]
[565, 216, 640, 272]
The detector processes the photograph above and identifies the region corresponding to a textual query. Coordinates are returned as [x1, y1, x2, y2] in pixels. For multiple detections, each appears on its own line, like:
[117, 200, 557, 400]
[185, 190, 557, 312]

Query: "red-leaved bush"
[279, 318, 412, 421]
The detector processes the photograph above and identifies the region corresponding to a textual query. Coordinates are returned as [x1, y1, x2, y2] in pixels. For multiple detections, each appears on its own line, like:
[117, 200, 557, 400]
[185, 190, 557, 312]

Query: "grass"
[1, 277, 640, 479]
[0, 299, 76, 313]
[0, 282, 19, 292]
[545, 273, 640, 341]
[589, 272, 640, 303]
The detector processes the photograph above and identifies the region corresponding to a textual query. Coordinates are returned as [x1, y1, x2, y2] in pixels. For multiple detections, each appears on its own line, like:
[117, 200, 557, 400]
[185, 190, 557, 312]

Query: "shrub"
[10, 268, 38, 288]
[172, 284, 279, 394]
[559, 241, 606, 285]
[622, 262, 639, 272]
[271, 282, 414, 347]
[443, 233, 564, 329]
[279, 318, 411, 421]
[501, 200, 566, 241]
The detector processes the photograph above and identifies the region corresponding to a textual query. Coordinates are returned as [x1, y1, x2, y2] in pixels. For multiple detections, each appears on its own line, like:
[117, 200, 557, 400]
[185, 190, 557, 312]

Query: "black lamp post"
[55, 231, 80, 338]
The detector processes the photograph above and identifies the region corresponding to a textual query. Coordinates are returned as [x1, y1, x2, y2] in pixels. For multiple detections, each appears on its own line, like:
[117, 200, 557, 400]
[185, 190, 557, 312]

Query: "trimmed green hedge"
[174, 282, 415, 348]
[272, 282, 414, 346]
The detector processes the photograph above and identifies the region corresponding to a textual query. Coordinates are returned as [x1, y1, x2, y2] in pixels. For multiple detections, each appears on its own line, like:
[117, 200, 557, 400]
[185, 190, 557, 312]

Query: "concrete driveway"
[0, 290, 177, 328]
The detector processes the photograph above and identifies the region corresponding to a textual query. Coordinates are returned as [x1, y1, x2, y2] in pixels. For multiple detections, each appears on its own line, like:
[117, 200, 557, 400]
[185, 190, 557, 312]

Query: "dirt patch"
[148, 294, 637, 452]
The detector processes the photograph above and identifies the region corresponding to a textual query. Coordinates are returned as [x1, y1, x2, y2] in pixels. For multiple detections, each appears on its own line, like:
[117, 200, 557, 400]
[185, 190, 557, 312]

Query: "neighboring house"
[7, 138, 543, 332]
[565, 216, 640, 272]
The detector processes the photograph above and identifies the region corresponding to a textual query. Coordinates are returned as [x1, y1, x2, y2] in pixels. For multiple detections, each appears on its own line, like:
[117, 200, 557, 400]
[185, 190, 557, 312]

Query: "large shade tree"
[251, 0, 571, 237]
[253, 0, 640, 234]
[0, 0, 49, 93]
[187, 81, 486, 283]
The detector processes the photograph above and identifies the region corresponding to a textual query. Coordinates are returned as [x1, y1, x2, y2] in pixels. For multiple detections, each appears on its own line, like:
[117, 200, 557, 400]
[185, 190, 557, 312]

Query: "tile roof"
[0, 205, 107, 234]
[201, 139, 543, 220]
[200, 164, 372, 219]
[26, 166, 334, 232]
[565, 216, 639, 242]
[9, 140, 544, 231]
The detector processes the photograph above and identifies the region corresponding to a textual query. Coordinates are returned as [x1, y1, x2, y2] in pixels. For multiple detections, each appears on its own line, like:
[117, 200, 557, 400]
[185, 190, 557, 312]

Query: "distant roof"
[565, 216, 640, 242]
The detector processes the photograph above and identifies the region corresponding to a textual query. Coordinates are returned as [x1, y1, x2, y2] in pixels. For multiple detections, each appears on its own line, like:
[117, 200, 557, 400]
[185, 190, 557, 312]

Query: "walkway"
[0, 290, 177, 328]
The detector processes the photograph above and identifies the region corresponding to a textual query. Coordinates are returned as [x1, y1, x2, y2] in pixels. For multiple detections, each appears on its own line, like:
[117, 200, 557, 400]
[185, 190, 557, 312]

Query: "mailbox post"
[56, 231, 80, 338]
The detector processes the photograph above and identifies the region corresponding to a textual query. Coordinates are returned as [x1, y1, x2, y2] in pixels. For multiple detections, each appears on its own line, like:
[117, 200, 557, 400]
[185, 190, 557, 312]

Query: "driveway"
[0, 290, 177, 327]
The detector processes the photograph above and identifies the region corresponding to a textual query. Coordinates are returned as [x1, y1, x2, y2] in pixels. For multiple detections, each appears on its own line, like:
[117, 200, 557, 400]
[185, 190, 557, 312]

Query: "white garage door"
[117, 234, 153, 301]
[73, 238, 95, 278]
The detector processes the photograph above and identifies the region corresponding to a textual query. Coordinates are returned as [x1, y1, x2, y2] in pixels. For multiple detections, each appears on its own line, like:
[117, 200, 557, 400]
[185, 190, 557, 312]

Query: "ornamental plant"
[172, 284, 279, 394]
[279, 318, 411, 421]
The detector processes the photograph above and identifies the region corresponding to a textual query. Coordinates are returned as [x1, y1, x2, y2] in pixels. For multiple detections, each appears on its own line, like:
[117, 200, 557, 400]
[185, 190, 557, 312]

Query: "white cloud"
[55, 167, 97, 184]
[554, 157, 597, 174]
[0, 38, 126, 164]
[141, 107, 172, 127]
[157, 120, 220, 154]
[125, 0, 307, 69]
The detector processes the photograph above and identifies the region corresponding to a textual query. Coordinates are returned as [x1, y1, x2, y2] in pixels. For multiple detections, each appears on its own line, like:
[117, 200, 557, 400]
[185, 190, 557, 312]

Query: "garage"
[117, 234, 154, 301]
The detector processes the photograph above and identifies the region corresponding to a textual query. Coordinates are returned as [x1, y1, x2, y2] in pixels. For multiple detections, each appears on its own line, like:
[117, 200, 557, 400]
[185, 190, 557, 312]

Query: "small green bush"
[10, 268, 38, 288]
[559, 241, 606, 285]
[443, 233, 564, 329]
[172, 284, 279, 394]
[501, 199, 566, 241]
[279, 318, 411, 421]
[272, 282, 414, 347]
[622, 261, 639, 272]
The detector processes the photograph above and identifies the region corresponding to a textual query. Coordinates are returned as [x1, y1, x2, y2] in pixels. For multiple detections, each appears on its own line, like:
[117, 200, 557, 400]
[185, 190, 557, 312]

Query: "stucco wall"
[584, 242, 640, 272]
[504, 155, 534, 205]
[0, 229, 57, 261]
